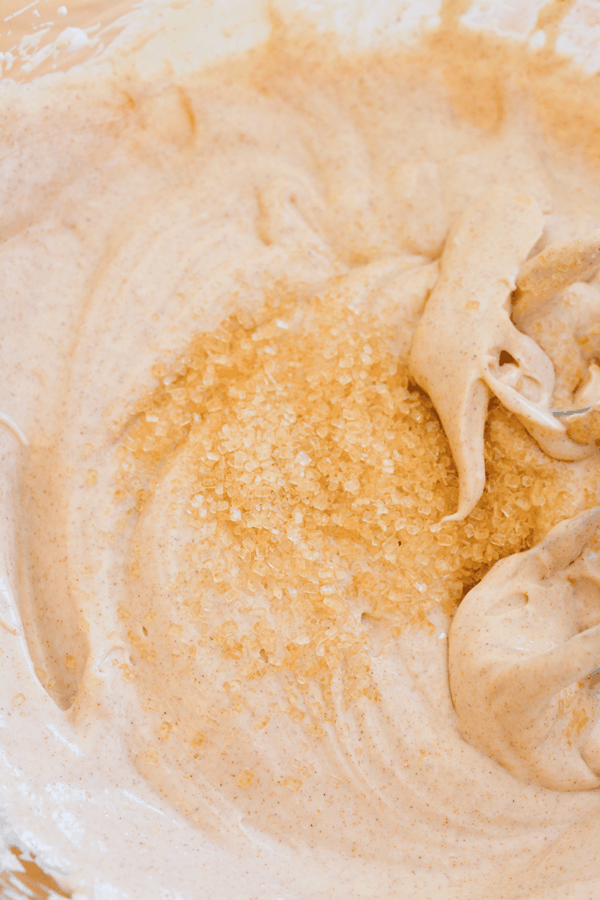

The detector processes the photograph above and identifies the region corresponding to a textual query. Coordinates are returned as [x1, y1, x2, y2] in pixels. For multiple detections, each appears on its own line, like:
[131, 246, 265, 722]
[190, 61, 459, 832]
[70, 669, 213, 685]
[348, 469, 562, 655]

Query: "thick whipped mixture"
[3, 2, 600, 898]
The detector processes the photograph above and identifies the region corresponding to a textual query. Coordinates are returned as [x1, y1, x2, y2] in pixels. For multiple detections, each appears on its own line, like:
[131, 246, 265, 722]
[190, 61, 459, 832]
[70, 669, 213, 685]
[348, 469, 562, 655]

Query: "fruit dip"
[2, 1, 600, 898]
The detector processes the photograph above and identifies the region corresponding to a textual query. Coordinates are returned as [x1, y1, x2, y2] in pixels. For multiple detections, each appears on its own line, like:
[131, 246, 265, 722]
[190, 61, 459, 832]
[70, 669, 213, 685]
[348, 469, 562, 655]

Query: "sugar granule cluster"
[117, 287, 578, 706]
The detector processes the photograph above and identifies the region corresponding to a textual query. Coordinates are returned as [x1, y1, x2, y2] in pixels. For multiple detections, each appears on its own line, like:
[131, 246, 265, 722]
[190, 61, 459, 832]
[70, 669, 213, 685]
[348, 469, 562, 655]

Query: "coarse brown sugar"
[117, 287, 590, 709]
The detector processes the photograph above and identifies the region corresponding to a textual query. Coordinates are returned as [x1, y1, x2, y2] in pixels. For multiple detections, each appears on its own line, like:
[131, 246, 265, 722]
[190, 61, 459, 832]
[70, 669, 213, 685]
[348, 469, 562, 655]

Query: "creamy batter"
[3, 2, 600, 898]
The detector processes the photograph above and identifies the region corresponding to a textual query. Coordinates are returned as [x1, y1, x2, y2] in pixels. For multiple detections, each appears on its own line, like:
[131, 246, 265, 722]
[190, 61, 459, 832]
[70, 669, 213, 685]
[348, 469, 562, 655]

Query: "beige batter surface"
[3, 2, 600, 898]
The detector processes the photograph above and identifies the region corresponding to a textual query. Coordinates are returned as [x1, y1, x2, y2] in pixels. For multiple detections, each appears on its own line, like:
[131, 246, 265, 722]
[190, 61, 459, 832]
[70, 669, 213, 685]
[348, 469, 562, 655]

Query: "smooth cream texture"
[450, 507, 600, 792]
[3, 2, 600, 899]
[410, 187, 600, 521]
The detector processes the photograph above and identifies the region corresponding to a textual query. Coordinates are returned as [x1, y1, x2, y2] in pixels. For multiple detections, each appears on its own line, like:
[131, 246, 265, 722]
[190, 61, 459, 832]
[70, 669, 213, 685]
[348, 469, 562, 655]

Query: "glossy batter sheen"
[3, 3, 600, 899]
